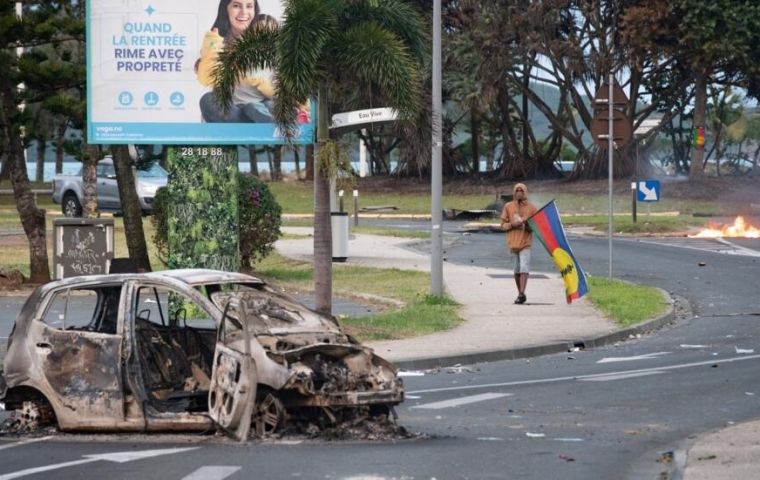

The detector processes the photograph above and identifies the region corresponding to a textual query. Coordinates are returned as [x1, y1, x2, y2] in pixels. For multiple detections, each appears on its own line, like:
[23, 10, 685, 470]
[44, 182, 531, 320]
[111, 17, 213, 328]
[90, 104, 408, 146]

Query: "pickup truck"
[52, 157, 167, 217]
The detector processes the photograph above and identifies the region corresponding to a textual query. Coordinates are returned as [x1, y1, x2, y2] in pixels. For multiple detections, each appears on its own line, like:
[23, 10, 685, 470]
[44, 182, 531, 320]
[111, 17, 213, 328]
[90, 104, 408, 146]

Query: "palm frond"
[344, 0, 429, 63]
[213, 24, 279, 112]
[277, 0, 343, 99]
[334, 21, 423, 120]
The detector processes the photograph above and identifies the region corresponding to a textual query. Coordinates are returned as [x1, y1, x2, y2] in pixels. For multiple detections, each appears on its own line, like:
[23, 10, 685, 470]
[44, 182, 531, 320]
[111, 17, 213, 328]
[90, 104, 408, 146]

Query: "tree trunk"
[471, 108, 480, 173]
[81, 140, 99, 218]
[112, 145, 151, 272]
[273, 146, 282, 181]
[690, 71, 707, 179]
[305, 144, 314, 180]
[522, 60, 530, 161]
[55, 122, 66, 174]
[0, 90, 50, 283]
[35, 139, 45, 183]
[247, 146, 259, 176]
[294, 146, 301, 179]
[266, 148, 274, 180]
[314, 87, 332, 315]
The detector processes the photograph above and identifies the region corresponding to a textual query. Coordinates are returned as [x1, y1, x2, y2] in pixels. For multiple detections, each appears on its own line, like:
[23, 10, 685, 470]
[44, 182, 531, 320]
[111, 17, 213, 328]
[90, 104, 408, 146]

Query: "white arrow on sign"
[0, 447, 199, 480]
[639, 182, 658, 201]
[596, 352, 670, 364]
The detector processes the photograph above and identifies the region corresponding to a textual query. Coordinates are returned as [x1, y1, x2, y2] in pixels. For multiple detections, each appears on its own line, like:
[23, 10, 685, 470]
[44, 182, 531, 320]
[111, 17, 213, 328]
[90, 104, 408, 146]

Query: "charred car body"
[0, 270, 403, 439]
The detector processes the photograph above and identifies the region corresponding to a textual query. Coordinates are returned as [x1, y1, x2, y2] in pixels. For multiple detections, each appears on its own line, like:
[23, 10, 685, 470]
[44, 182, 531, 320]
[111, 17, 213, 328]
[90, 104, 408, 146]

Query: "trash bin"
[53, 218, 114, 279]
[331, 212, 349, 262]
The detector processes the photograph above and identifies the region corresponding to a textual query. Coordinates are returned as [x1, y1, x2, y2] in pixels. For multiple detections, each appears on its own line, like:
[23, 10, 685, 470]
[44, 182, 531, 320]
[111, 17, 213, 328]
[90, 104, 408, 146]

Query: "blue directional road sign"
[637, 180, 660, 202]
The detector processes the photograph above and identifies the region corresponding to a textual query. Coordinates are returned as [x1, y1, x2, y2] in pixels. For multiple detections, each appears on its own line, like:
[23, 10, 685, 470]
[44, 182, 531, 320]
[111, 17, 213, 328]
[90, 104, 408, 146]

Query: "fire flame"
[692, 216, 760, 238]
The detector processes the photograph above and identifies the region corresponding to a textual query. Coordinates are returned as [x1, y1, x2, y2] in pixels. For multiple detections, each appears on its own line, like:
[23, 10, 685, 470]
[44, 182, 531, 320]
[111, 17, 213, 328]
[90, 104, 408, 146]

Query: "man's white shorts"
[512, 248, 531, 274]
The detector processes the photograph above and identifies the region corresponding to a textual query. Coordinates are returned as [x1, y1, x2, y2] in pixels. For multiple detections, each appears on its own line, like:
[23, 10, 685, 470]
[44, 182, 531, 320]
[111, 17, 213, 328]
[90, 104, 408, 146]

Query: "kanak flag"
[527, 200, 589, 303]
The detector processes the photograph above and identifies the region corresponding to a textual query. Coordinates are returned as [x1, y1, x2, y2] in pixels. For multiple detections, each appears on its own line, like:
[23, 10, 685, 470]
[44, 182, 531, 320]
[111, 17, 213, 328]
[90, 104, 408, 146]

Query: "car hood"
[211, 290, 344, 337]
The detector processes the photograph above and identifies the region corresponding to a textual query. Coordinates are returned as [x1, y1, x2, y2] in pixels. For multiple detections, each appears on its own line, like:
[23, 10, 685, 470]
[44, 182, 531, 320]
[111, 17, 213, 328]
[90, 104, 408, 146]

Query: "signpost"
[631, 118, 660, 222]
[593, 77, 631, 280]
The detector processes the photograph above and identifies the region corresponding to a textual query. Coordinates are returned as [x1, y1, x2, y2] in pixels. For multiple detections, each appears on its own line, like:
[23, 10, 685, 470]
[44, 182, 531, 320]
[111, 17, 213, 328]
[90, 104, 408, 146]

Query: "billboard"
[87, 0, 313, 145]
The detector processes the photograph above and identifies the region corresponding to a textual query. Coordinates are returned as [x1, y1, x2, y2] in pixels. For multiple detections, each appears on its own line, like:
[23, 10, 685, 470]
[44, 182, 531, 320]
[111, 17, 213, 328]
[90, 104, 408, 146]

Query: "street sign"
[592, 79, 632, 148]
[591, 109, 633, 148]
[637, 180, 660, 202]
[593, 80, 629, 108]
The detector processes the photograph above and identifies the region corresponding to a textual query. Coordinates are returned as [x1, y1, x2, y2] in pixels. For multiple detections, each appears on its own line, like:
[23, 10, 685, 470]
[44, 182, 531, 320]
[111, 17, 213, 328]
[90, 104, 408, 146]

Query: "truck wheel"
[62, 193, 82, 217]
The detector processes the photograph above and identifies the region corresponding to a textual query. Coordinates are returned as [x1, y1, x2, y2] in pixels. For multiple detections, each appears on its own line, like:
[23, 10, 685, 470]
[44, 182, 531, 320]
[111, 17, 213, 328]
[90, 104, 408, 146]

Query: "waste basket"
[331, 212, 349, 262]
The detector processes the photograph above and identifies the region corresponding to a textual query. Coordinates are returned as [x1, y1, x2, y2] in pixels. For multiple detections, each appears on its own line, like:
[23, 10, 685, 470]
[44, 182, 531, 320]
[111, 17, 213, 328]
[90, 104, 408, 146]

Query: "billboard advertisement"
[87, 0, 313, 145]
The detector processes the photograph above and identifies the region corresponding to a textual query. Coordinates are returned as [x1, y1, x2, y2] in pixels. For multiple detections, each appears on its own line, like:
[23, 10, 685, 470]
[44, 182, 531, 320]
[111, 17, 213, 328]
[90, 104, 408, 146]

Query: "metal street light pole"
[431, 0, 443, 296]
[608, 73, 613, 281]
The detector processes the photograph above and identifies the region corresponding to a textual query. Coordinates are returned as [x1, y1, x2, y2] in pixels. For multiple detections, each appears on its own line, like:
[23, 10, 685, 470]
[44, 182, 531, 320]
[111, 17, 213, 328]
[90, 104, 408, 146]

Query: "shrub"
[151, 174, 282, 270]
[151, 187, 170, 264]
[238, 174, 282, 269]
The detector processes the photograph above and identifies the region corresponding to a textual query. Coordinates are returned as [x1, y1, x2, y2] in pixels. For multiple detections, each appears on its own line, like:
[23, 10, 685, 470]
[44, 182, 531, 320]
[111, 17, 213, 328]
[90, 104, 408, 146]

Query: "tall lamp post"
[431, 0, 443, 296]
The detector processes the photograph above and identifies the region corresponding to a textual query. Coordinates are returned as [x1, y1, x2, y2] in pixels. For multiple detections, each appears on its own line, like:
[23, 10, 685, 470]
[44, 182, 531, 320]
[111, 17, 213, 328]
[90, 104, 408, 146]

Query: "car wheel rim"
[253, 393, 284, 437]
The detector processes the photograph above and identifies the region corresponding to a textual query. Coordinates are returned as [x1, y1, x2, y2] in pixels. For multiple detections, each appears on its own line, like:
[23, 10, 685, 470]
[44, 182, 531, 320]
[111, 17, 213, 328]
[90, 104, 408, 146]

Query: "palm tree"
[213, 0, 427, 315]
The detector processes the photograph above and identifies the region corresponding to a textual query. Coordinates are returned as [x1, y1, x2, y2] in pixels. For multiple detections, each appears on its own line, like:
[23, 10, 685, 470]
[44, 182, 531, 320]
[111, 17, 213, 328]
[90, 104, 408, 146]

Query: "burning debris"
[691, 216, 760, 238]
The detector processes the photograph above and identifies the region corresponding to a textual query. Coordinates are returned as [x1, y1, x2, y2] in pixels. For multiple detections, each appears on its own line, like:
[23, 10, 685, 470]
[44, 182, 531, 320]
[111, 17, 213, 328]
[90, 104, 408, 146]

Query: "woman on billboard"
[195, 0, 276, 123]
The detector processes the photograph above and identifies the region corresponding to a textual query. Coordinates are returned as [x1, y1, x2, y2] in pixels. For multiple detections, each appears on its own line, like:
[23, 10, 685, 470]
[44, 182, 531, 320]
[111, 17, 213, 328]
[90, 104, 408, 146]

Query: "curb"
[393, 287, 676, 371]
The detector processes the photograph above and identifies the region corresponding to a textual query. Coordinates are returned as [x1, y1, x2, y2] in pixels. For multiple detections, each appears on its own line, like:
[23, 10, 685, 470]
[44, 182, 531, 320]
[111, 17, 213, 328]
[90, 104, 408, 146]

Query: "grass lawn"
[253, 252, 461, 341]
[586, 276, 670, 327]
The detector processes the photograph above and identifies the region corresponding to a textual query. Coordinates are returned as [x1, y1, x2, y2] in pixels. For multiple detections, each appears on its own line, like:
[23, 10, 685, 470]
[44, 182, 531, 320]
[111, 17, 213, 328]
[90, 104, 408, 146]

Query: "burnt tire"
[62, 193, 83, 217]
[252, 392, 284, 437]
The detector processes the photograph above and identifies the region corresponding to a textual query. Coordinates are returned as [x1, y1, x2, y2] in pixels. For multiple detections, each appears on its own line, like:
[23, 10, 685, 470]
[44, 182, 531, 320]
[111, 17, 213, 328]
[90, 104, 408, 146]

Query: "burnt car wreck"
[0, 270, 404, 440]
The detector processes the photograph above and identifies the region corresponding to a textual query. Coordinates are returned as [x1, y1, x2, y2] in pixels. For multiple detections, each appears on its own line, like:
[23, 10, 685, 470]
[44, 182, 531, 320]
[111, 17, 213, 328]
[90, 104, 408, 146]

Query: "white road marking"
[597, 352, 670, 363]
[526, 432, 545, 438]
[477, 437, 504, 441]
[680, 344, 709, 349]
[0, 436, 53, 452]
[406, 354, 760, 395]
[398, 371, 425, 377]
[181, 466, 241, 480]
[0, 447, 198, 480]
[736, 347, 755, 354]
[716, 238, 760, 257]
[552, 438, 585, 442]
[579, 371, 664, 382]
[411, 392, 511, 410]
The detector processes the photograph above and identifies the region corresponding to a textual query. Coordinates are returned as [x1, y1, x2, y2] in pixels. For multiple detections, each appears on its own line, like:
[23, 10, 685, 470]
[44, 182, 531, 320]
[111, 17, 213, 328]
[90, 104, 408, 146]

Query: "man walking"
[500, 183, 538, 304]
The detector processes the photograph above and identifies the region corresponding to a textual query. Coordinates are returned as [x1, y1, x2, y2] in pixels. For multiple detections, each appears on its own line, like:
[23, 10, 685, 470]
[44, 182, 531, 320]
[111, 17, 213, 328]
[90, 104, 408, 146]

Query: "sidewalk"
[276, 228, 755, 479]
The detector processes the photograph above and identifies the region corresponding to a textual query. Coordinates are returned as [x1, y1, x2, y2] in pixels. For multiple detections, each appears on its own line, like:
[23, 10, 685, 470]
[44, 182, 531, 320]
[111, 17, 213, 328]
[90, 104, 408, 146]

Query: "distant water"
[23, 159, 506, 182]
[24, 161, 307, 182]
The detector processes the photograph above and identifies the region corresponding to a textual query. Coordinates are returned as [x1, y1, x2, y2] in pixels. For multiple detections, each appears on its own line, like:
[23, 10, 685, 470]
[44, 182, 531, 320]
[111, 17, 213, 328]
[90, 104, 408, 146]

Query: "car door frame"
[208, 297, 257, 441]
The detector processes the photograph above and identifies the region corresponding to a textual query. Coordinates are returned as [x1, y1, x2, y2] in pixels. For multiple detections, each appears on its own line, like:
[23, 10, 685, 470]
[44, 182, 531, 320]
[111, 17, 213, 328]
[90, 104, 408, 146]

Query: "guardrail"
[0, 188, 52, 203]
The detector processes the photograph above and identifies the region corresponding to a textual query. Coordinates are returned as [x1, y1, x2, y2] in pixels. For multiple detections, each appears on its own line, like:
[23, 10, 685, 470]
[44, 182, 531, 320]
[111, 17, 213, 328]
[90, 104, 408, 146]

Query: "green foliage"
[166, 148, 240, 272]
[238, 174, 283, 269]
[151, 187, 170, 264]
[340, 301, 460, 341]
[152, 170, 283, 270]
[316, 139, 355, 191]
[586, 276, 669, 327]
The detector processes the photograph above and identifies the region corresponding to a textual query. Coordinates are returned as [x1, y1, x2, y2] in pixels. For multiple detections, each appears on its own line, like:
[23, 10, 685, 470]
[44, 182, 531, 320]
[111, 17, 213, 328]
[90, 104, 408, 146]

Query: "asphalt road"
[1, 228, 759, 479]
